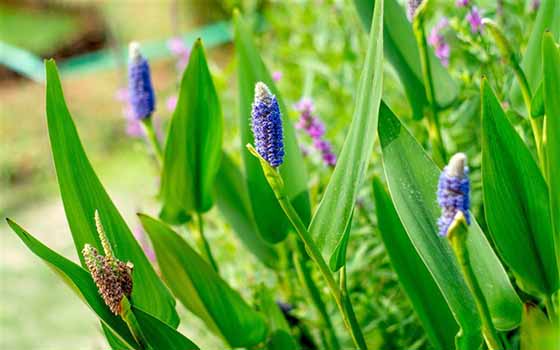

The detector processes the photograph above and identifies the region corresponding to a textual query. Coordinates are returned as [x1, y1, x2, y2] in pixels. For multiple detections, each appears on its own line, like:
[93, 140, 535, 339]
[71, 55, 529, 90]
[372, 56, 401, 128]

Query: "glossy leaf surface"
[160, 39, 223, 224]
[309, 0, 383, 271]
[139, 214, 268, 348]
[481, 80, 558, 296]
[378, 102, 522, 336]
[45, 60, 178, 327]
[372, 178, 457, 350]
[234, 11, 311, 243]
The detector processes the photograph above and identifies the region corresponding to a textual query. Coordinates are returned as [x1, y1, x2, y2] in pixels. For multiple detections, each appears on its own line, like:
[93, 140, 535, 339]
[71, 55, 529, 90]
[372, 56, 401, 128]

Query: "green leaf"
[233, 11, 311, 243]
[160, 39, 223, 224]
[309, 0, 383, 271]
[542, 32, 560, 272]
[372, 178, 457, 350]
[213, 152, 279, 268]
[44, 60, 179, 327]
[139, 214, 268, 348]
[481, 79, 559, 296]
[520, 303, 558, 350]
[530, 81, 544, 118]
[378, 102, 522, 339]
[255, 285, 292, 334]
[510, 0, 560, 114]
[6, 219, 138, 349]
[353, 0, 457, 119]
[132, 306, 199, 350]
[266, 330, 298, 350]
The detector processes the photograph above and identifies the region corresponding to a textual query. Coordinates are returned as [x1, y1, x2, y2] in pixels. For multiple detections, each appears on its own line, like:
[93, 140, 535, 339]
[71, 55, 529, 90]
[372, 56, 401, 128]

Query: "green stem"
[413, 16, 447, 167]
[141, 117, 164, 167]
[448, 217, 502, 350]
[194, 212, 219, 272]
[272, 180, 367, 349]
[544, 294, 557, 321]
[293, 243, 341, 350]
[340, 266, 365, 350]
[120, 297, 150, 350]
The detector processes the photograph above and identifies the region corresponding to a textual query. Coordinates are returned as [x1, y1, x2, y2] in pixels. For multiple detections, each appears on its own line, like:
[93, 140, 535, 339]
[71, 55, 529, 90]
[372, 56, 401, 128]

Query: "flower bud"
[437, 153, 471, 236]
[251, 82, 284, 167]
[128, 41, 156, 120]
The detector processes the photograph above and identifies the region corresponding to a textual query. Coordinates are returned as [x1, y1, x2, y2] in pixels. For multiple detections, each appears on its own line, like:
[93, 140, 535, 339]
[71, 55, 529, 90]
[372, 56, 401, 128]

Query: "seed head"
[437, 153, 471, 236]
[82, 212, 133, 315]
[128, 41, 156, 120]
[251, 82, 284, 167]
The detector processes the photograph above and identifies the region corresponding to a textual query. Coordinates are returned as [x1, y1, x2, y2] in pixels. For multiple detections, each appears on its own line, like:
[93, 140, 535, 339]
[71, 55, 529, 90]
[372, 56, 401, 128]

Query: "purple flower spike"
[428, 18, 451, 67]
[251, 82, 285, 168]
[407, 0, 423, 21]
[466, 7, 484, 34]
[128, 42, 156, 120]
[456, 0, 469, 7]
[437, 153, 471, 236]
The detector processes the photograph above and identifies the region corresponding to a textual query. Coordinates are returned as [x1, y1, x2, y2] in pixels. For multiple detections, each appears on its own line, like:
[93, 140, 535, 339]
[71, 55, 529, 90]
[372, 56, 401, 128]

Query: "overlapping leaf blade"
[378, 102, 522, 341]
[509, 0, 560, 113]
[542, 32, 560, 271]
[372, 178, 457, 350]
[7, 219, 138, 350]
[481, 80, 558, 296]
[233, 11, 311, 243]
[213, 153, 279, 268]
[132, 307, 199, 350]
[160, 39, 223, 224]
[353, 0, 457, 119]
[308, 0, 383, 271]
[139, 214, 268, 348]
[45, 60, 179, 327]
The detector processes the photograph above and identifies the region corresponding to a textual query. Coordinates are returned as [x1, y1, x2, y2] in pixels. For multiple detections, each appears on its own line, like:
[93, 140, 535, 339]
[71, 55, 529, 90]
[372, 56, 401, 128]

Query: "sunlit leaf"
[481, 79, 558, 296]
[139, 214, 268, 348]
[45, 60, 179, 327]
[520, 303, 557, 350]
[160, 39, 223, 224]
[372, 178, 457, 350]
[309, 0, 383, 271]
[233, 11, 311, 243]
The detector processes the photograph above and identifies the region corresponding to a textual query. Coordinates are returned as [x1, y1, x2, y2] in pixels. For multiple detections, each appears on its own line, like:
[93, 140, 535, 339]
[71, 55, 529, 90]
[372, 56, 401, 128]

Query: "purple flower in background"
[251, 82, 285, 167]
[115, 88, 144, 137]
[407, 0, 423, 21]
[128, 42, 156, 120]
[167, 37, 190, 70]
[295, 97, 337, 167]
[456, 0, 469, 7]
[428, 18, 451, 67]
[166, 95, 178, 112]
[466, 7, 483, 34]
[133, 226, 156, 264]
[272, 71, 283, 82]
[531, 0, 541, 12]
[437, 153, 471, 236]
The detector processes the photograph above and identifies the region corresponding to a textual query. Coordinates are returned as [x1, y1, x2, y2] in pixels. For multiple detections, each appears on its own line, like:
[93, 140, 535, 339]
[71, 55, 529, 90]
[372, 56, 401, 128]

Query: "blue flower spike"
[128, 41, 156, 120]
[251, 82, 285, 168]
[437, 153, 471, 236]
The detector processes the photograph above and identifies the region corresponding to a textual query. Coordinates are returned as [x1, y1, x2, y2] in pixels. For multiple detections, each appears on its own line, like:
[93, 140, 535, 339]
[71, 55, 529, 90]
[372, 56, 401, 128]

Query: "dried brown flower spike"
[82, 210, 133, 315]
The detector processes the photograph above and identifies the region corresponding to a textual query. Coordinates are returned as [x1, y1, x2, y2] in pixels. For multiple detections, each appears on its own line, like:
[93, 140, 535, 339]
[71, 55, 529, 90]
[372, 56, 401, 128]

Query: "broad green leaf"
[309, 0, 383, 271]
[530, 81, 544, 118]
[510, 0, 560, 114]
[213, 153, 279, 268]
[233, 11, 311, 243]
[44, 60, 179, 327]
[160, 39, 223, 224]
[6, 219, 138, 349]
[139, 214, 268, 348]
[542, 32, 560, 272]
[372, 178, 457, 350]
[266, 330, 298, 350]
[132, 306, 199, 350]
[481, 80, 558, 296]
[353, 0, 457, 119]
[255, 285, 292, 334]
[378, 102, 522, 339]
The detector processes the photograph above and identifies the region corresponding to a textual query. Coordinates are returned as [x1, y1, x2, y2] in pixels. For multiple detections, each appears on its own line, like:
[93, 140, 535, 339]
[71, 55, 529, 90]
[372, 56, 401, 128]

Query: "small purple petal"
[272, 71, 283, 82]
